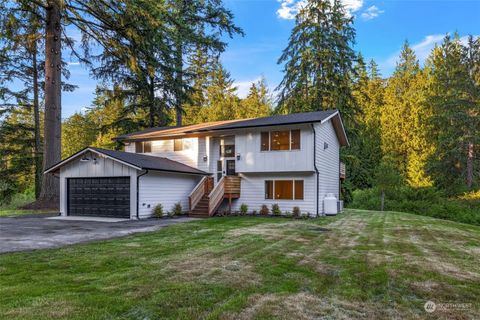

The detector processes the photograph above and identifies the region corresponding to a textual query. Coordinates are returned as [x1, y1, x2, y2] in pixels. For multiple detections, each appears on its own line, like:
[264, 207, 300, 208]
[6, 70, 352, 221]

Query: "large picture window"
[135, 141, 151, 153]
[264, 180, 304, 200]
[260, 129, 300, 151]
[174, 139, 192, 152]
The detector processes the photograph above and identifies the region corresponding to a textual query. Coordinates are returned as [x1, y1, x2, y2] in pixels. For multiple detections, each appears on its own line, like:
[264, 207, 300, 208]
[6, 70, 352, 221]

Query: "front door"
[226, 159, 236, 176]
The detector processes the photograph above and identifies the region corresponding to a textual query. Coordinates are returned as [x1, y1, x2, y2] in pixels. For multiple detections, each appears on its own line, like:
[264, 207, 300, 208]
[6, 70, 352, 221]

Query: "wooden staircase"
[189, 195, 210, 218]
[188, 176, 241, 218]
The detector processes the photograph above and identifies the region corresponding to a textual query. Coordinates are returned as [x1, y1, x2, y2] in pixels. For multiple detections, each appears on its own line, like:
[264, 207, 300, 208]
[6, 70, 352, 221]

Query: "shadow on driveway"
[0, 215, 197, 254]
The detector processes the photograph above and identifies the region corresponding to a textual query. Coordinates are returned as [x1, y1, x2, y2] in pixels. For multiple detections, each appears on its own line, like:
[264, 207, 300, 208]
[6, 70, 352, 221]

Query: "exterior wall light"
[324, 142, 329, 150]
[236, 153, 241, 160]
[203, 155, 208, 162]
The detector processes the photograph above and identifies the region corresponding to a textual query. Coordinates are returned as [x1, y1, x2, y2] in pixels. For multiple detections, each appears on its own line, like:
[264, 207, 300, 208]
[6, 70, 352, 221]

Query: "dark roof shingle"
[115, 110, 338, 141]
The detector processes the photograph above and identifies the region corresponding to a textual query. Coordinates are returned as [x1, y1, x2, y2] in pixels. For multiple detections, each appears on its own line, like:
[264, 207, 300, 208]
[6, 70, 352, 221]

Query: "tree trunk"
[174, 40, 183, 127]
[466, 142, 474, 189]
[32, 42, 42, 199]
[380, 190, 385, 211]
[148, 75, 155, 127]
[38, 0, 62, 204]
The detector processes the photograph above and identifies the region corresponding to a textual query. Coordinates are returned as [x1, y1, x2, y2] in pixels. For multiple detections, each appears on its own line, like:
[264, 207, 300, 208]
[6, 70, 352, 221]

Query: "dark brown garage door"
[67, 177, 130, 218]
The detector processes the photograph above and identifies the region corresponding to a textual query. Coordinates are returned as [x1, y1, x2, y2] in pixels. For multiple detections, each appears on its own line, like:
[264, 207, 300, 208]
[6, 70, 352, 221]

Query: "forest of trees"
[0, 0, 479, 222]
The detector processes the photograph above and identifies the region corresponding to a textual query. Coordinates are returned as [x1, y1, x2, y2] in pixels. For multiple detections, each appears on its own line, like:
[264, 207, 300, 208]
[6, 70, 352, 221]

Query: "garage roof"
[45, 147, 210, 175]
[114, 110, 348, 146]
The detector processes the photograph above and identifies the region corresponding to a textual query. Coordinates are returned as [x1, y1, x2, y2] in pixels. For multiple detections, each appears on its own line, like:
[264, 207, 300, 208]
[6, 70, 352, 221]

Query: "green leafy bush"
[172, 202, 182, 216]
[152, 204, 164, 218]
[292, 206, 301, 218]
[260, 204, 269, 216]
[240, 203, 248, 215]
[272, 203, 281, 216]
[349, 187, 480, 226]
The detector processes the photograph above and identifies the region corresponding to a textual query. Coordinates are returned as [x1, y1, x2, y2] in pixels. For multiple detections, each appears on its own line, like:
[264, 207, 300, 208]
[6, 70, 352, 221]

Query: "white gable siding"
[125, 137, 209, 172]
[314, 120, 340, 214]
[138, 171, 201, 218]
[234, 124, 315, 173]
[227, 172, 316, 216]
[59, 155, 138, 218]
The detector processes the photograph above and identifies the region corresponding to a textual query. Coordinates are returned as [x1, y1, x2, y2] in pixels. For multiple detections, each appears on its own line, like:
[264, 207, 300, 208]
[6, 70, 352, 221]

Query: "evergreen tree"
[238, 77, 272, 119]
[381, 42, 433, 187]
[276, 0, 357, 123]
[61, 113, 96, 158]
[348, 54, 384, 188]
[427, 35, 480, 192]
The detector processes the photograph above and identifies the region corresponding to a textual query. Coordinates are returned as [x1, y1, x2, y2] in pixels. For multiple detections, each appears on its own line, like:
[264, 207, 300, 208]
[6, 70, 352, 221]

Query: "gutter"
[311, 123, 320, 217]
[136, 169, 149, 219]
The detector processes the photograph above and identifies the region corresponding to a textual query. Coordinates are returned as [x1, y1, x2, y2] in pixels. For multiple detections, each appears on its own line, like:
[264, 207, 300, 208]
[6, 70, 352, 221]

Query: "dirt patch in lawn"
[222, 292, 402, 320]
[163, 252, 261, 288]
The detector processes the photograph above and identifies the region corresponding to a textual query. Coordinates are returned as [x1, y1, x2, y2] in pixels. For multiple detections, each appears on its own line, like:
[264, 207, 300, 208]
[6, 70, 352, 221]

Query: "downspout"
[136, 169, 149, 219]
[311, 123, 320, 217]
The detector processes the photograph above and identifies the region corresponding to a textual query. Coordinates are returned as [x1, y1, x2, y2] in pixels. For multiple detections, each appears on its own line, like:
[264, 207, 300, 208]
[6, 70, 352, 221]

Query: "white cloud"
[342, 0, 363, 14]
[379, 34, 475, 74]
[276, 0, 363, 20]
[360, 5, 384, 20]
[233, 77, 262, 98]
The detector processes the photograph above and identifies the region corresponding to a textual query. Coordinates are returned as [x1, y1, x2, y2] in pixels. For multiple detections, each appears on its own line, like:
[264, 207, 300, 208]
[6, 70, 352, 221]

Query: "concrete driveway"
[0, 214, 197, 253]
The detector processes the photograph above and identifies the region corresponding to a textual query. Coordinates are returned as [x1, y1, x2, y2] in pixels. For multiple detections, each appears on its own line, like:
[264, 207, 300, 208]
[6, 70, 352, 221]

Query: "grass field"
[0, 209, 479, 319]
[0, 209, 57, 217]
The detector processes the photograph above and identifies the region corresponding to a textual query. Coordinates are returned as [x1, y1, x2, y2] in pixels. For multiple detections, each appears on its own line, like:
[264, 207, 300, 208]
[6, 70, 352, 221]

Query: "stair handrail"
[208, 176, 225, 216]
[189, 176, 208, 212]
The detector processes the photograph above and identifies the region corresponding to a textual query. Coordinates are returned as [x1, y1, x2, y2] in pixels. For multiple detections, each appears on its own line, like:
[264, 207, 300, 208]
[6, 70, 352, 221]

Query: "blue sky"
[63, 0, 480, 118]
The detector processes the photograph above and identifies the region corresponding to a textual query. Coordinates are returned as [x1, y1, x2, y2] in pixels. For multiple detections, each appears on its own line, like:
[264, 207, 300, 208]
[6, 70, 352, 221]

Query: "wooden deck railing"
[340, 162, 346, 180]
[224, 176, 241, 195]
[189, 176, 212, 212]
[208, 177, 225, 216]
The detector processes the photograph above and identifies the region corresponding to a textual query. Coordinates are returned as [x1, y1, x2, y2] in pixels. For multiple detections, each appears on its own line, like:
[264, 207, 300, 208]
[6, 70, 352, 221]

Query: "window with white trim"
[265, 180, 304, 200]
[260, 129, 300, 151]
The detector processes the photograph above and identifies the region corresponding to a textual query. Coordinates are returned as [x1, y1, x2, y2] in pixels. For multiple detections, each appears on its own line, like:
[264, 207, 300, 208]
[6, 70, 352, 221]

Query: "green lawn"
[0, 209, 57, 217]
[1, 209, 479, 319]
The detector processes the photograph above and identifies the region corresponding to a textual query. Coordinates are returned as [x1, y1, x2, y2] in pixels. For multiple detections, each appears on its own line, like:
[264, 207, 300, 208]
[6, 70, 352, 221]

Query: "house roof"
[44, 147, 210, 175]
[114, 110, 348, 146]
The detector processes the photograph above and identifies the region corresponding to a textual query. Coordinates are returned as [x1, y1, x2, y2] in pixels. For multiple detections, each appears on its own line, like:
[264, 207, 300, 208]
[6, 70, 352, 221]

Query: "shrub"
[349, 186, 480, 226]
[292, 206, 301, 218]
[284, 211, 292, 218]
[272, 203, 281, 216]
[252, 210, 258, 216]
[260, 204, 270, 215]
[172, 202, 182, 216]
[240, 203, 248, 215]
[152, 204, 164, 218]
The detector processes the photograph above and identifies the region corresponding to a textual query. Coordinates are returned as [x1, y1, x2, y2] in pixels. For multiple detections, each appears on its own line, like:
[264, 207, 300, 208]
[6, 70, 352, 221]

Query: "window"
[271, 131, 290, 151]
[174, 139, 192, 151]
[261, 132, 269, 151]
[264, 180, 304, 200]
[220, 145, 235, 157]
[265, 181, 274, 199]
[275, 180, 293, 199]
[143, 141, 152, 153]
[135, 141, 151, 153]
[260, 130, 301, 151]
[135, 142, 143, 153]
[294, 180, 304, 200]
[290, 130, 300, 150]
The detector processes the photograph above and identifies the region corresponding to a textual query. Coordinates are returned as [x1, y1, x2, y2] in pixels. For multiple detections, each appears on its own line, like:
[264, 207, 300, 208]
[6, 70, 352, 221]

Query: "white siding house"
[46, 110, 348, 219]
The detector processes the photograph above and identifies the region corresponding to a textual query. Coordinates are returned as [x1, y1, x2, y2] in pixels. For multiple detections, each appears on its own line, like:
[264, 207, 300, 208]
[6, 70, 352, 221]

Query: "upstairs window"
[220, 145, 235, 157]
[174, 139, 192, 151]
[135, 141, 151, 153]
[260, 129, 300, 151]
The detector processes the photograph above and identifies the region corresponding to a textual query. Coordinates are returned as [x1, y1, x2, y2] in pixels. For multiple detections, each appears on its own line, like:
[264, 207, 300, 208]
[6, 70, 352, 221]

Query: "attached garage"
[67, 177, 130, 218]
[45, 147, 209, 219]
